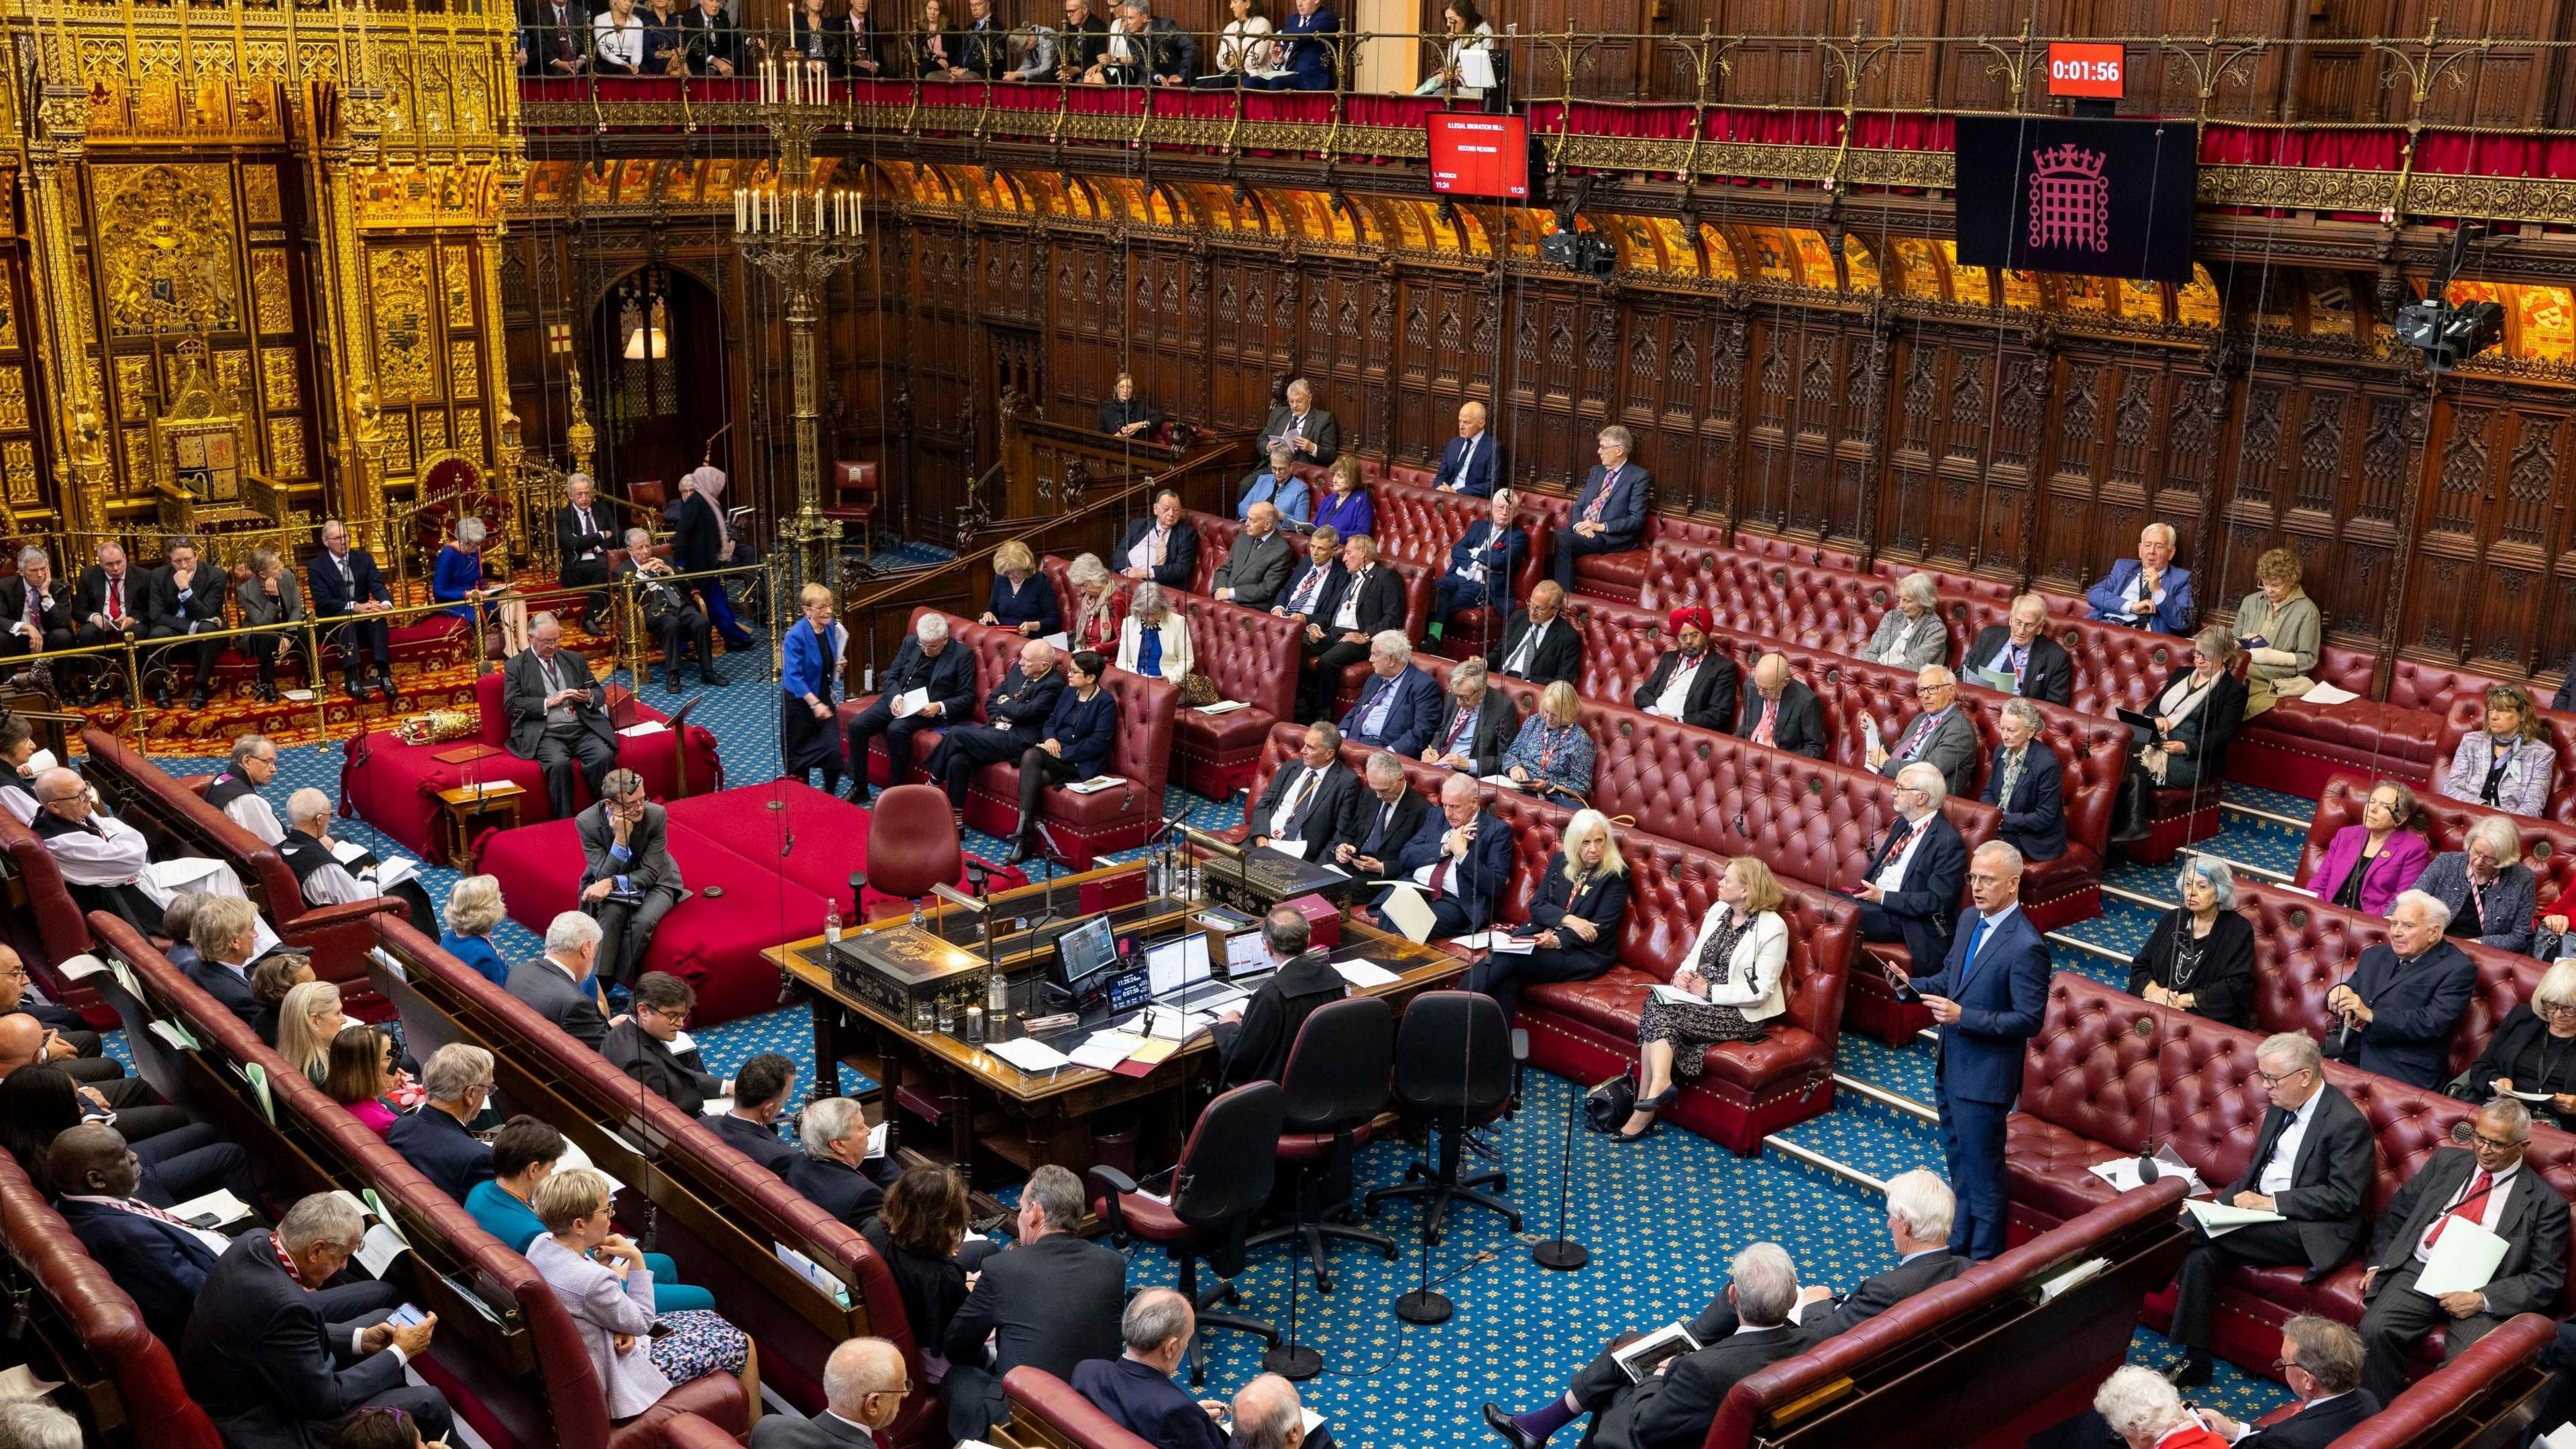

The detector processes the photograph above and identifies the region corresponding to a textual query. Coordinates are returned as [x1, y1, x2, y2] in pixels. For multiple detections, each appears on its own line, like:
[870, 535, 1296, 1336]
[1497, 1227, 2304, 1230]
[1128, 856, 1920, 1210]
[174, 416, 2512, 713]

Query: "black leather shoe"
[1004, 835, 1034, 866]
[1484, 1404, 1542, 1449]
[343, 678, 367, 702]
[2164, 1354, 2212, 1389]
[188, 690, 209, 710]
[665, 672, 684, 693]
[701, 671, 727, 687]
[150, 684, 173, 709]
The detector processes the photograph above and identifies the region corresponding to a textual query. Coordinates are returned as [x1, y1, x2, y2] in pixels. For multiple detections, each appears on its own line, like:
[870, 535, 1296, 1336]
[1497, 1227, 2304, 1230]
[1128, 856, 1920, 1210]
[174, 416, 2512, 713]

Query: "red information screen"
[1427, 113, 1532, 200]
[2046, 42, 2125, 99]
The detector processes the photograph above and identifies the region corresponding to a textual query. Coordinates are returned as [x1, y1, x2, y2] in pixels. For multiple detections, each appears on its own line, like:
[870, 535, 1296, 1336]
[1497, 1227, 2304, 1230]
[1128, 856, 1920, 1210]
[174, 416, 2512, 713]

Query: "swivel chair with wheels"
[1091, 1082, 1287, 1385]
[1247, 996, 1397, 1293]
[857, 783, 961, 925]
[1363, 989, 1521, 1244]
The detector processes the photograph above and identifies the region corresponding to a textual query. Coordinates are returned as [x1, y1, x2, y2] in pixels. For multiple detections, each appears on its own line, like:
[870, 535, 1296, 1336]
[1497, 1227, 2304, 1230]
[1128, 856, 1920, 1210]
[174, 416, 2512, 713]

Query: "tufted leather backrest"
[1098, 667, 1179, 797]
[1181, 510, 1242, 596]
[1560, 595, 1673, 702]
[1638, 545, 1911, 663]
[2302, 770, 2576, 916]
[0, 806, 91, 977]
[80, 727, 303, 924]
[2434, 695, 2576, 822]
[1870, 557, 2018, 610]
[1362, 479, 1553, 605]
[0, 1144, 225, 1449]
[2312, 642, 2380, 696]
[1167, 592, 1301, 720]
[2018, 973, 2171, 1156]
[2392, 661, 2516, 714]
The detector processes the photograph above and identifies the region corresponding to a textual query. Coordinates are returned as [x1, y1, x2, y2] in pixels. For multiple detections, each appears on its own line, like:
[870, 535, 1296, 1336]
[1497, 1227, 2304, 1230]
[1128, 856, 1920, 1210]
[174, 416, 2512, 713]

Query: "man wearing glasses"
[2162, 1032, 2374, 1388]
[2355, 1095, 2569, 1403]
[576, 769, 682, 990]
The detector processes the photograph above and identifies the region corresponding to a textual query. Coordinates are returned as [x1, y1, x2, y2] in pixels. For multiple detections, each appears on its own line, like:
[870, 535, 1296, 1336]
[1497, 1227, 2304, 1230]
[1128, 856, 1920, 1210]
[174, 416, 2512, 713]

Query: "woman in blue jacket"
[1006, 649, 1117, 864]
[781, 582, 851, 796]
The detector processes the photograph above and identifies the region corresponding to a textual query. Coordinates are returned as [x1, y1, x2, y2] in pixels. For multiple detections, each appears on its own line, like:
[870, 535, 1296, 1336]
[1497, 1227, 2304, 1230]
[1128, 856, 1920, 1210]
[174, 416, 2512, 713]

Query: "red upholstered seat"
[1517, 493, 1711, 600]
[2432, 693, 2576, 824]
[2298, 771, 2576, 919]
[340, 668, 722, 865]
[1165, 589, 1300, 797]
[2330, 1312, 2558, 1447]
[1181, 511, 1242, 596]
[661, 780, 1018, 918]
[1002, 1368, 1158, 1449]
[0, 808, 100, 1012]
[866, 784, 964, 903]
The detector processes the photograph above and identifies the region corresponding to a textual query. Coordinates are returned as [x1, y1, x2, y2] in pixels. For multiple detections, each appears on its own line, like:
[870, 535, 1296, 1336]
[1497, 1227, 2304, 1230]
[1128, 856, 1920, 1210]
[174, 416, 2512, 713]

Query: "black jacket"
[1212, 951, 1346, 1088]
[1487, 610, 1581, 687]
[144, 564, 227, 635]
[601, 1018, 722, 1115]
[1248, 760, 1362, 849]
[383, 1105, 496, 1203]
[1861, 810, 1968, 975]
[1588, 1323, 1803, 1449]
[2326, 938, 2478, 1090]
[1734, 679, 1826, 759]
[1690, 1249, 1965, 1346]
[1275, 558, 1347, 623]
[944, 1231, 1128, 1380]
[2128, 908, 2257, 1029]
[1523, 853, 1629, 973]
[74, 564, 143, 631]
[862, 1217, 971, 1355]
[1325, 565, 1406, 640]
[2367, 1146, 2569, 1318]
[1097, 395, 1164, 437]
[709, 1110, 799, 1173]
[1963, 625, 2075, 706]
[981, 663, 1066, 739]
[1981, 739, 2068, 862]
[1428, 689, 1521, 778]
[307, 547, 390, 616]
[2151, 664, 2249, 784]
[1258, 403, 1340, 467]
[178, 1231, 415, 1449]
[880, 636, 980, 722]
[2236, 1393, 2377, 1449]
[501, 645, 614, 761]
[786, 1152, 885, 1230]
[678, 6, 743, 72]
[2222, 1083, 2375, 1271]
[673, 492, 725, 573]
[1116, 518, 1199, 590]
[1333, 787, 1430, 866]
[1074, 1355, 1229, 1449]
[556, 502, 617, 575]
[0, 574, 72, 645]
[1632, 649, 1739, 734]
[2467, 1006, 2576, 1132]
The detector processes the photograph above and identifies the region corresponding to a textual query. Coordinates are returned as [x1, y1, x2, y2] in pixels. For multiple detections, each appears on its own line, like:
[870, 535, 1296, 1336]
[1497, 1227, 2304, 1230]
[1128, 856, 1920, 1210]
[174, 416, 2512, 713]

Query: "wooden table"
[766, 857, 1463, 1187]
[434, 780, 525, 868]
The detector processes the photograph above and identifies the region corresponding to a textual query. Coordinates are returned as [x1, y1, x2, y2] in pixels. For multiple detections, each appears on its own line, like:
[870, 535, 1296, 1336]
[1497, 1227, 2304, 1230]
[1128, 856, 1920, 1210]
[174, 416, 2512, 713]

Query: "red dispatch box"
[1282, 892, 1342, 951]
[2047, 41, 2125, 99]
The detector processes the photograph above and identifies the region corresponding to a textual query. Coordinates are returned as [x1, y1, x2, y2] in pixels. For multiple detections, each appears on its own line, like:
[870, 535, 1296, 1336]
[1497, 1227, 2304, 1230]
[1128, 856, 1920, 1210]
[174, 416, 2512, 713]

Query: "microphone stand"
[1529, 1029, 1587, 1270]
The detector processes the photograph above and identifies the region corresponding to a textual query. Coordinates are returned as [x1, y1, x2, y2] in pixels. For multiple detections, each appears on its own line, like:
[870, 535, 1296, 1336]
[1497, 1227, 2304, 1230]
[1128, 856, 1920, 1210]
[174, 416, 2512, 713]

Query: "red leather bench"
[2327, 1311, 2557, 1448]
[1521, 493, 1715, 600]
[1180, 510, 1242, 597]
[95, 912, 750, 1449]
[1868, 555, 2018, 610]
[0, 1146, 225, 1448]
[2432, 693, 2576, 824]
[339, 669, 722, 865]
[1705, 1178, 2193, 1449]
[366, 916, 941, 1443]
[1001, 1366, 1155, 1449]
[2298, 770, 2576, 921]
[0, 806, 103, 1020]
[841, 610, 1177, 867]
[2228, 644, 2435, 800]
[2006, 971, 2576, 1384]
[1360, 477, 1553, 640]
[1638, 545, 1931, 665]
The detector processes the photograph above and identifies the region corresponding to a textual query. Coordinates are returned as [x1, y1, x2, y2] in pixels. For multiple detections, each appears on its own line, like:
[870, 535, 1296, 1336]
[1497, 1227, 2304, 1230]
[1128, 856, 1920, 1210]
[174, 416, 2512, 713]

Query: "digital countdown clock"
[2046, 42, 2125, 100]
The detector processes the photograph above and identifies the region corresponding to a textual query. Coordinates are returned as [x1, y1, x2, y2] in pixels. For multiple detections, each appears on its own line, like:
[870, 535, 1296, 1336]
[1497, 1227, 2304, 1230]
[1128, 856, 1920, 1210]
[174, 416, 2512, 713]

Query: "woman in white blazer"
[525, 1167, 759, 1421]
[1114, 581, 1195, 684]
[1612, 855, 1791, 1140]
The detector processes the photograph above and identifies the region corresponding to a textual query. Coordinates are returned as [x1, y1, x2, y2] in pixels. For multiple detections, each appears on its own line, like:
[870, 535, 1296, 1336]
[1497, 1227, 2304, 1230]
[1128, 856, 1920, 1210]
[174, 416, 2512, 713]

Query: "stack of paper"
[168, 1188, 257, 1228]
[2416, 1218, 2511, 1295]
[616, 720, 669, 738]
[1332, 959, 1401, 988]
[2183, 1199, 2286, 1238]
[1068, 1032, 1146, 1071]
[987, 1036, 1074, 1073]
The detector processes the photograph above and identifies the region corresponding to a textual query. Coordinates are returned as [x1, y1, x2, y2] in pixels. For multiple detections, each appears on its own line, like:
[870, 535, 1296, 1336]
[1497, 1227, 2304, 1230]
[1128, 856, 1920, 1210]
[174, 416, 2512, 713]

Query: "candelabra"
[734, 56, 866, 605]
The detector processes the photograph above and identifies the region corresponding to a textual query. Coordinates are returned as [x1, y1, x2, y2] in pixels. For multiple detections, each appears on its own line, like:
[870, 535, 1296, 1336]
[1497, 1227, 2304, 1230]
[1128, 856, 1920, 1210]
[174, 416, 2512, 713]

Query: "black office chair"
[1363, 989, 1521, 1244]
[1091, 1081, 1287, 1384]
[1247, 996, 1399, 1293]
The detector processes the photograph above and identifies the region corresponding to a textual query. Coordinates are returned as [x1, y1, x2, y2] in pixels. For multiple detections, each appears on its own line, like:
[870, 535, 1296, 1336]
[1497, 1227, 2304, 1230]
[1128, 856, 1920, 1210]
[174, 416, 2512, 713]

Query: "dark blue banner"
[1953, 115, 2198, 284]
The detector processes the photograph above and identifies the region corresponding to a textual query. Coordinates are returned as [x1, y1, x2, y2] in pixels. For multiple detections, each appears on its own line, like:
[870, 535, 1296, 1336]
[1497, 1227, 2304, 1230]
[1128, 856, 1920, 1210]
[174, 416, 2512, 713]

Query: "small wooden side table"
[435, 781, 525, 869]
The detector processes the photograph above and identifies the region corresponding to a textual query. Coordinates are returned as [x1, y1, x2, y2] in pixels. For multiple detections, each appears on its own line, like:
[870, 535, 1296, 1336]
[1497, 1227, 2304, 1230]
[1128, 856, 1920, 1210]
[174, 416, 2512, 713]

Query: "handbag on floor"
[1583, 1069, 1637, 1133]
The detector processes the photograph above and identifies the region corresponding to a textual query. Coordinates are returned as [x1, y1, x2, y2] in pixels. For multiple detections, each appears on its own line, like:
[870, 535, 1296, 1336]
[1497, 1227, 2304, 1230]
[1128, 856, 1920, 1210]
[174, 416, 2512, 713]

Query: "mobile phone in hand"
[647, 1321, 676, 1340]
[388, 1303, 428, 1329]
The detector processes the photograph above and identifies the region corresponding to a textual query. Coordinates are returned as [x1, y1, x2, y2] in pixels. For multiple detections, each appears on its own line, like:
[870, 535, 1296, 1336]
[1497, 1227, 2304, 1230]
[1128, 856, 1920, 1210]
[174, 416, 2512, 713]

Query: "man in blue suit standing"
[1553, 426, 1650, 591]
[1895, 839, 2050, 1260]
[1432, 400, 1498, 497]
[2083, 521, 2194, 635]
[50, 1124, 225, 1346]
[1373, 773, 1514, 938]
[1339, 631, 1440, 758]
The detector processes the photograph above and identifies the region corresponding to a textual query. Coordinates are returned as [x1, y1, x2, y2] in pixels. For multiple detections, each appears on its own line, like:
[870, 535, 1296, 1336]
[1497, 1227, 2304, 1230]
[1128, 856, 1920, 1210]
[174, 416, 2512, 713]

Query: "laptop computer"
[1147, 934, 1246, 1013]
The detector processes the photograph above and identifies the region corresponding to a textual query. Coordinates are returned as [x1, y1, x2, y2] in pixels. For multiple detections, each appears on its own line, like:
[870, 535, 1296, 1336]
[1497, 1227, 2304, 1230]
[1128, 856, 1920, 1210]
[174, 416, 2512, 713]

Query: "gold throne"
[150, 339, 284, 544]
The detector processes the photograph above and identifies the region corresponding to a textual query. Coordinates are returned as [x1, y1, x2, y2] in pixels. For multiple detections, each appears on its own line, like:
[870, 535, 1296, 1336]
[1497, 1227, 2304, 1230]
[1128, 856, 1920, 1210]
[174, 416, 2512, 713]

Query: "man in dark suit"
[1053, 0, 1111, 78]
[0, 545, 72, 662]
[1981, 699, 2068, 863]
[0, 943, 116, 1083]
[709, 1053, 801, 1173]
[179, 1194, 452, 1449]
[924, 637, 1066, 813]
[142, 538, 226, 709]
[1425, 658, 1521, 780]
[784, 1095, 890, 1230]
[1273, 525, 1348, 645]
[2163, 1033, 2375, 1388]
[50, 1124, 226, 1346]
[1304, 535, 1407, 718]
[1631, 608, 1737, 734]
[619, 528, 720, 692]
[504, 910, 613, 1051]
[751, 1338, 908, 1449]
[384, 1044, 497, 1203]
[1076, 1289, 1230, 1449]
[1247, 722, 1362, 855]
[946, 1164, 1128, 1441]
[951, 0, 1008, 75]
[182, 896, 268, 1027]
[504, 612, 621, 818]
[1964, 594, 2074, 706]
[1212, 502, 1295, 610]
[2189, 1316, 2377, 1448]
[1737, 653, 1825, 758]
[1542, 1243, 1806, 1449]
[307, 519, 396, 702]
[1434, 487, 1528, 631]
[2324, 890, 2479, 1090]
[845, 612, 979, 801]
[1373, 773, 1513, 938]
[555, 474, 616, 628]
[1338, 633, 1440, 757]
[1897, 839, 2050, 1260]
[1117, 489, 1200, 588]
[2354, 1095, 2570, 1403]
[1432, 400, 1498, 497]
[1258, 377, 1339, 468]
[1867, 665, 1978, 798]
[1214, 907, 1347, 1088]
[1487, 580, 1579, 688]
[576, 769, 682, 987]
[1553, 426, 1649, 591]
[602, 971, 727, 1114]
[517, 0, 588, 73]
[1099, 372, 1165, 439]
[1332, 751, 1429, 877]
[72, 541, 142, 704]
[1853, 763, 1968, 976]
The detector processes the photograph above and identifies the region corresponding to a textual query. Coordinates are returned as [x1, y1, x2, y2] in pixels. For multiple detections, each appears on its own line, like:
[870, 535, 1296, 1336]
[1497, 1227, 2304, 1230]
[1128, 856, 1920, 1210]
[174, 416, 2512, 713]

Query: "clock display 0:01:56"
[2051, 58, 2121, 82]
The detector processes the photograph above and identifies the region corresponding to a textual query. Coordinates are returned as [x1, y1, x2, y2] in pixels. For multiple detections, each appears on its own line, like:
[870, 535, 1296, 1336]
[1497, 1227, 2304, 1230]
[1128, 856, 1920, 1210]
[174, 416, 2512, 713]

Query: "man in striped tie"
[2354, 1095, 2569, 1403]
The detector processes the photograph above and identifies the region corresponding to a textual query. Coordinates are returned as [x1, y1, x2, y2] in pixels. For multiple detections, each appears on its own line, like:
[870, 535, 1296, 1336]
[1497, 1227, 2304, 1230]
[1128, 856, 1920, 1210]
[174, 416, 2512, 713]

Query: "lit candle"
[735, 186, 745, 231]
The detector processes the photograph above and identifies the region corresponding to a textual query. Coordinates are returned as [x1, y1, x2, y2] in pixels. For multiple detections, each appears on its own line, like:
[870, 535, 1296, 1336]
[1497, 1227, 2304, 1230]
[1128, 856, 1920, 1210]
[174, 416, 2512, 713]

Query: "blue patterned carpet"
[105, 633, 2321, 1445]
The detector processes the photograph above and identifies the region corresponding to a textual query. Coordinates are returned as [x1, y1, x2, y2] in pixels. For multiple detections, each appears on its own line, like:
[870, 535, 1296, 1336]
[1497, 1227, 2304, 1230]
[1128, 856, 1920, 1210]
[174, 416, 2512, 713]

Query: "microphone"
[2134, 1012, 2163, 1184]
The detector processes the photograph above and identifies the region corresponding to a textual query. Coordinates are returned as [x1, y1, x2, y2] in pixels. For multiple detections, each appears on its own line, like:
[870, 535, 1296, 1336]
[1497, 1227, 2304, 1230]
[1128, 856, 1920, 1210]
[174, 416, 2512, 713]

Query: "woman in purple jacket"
[2302, 778, 2432, 916]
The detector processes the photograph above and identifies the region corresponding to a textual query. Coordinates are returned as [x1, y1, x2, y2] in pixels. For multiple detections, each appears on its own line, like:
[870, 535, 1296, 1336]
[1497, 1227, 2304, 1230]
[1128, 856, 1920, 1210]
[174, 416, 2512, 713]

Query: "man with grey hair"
[1247, 720, 1358, 855]
[72, 539, 140, 704]
[2086, 519, 2195, 635]
[557, 470, 616, 627]
[1854, 761, 1969, 980]
[1373, 771, 1512, 940]
[2191, 1315, 2375, 1446]
[180, 1191, 453, 1448]
[386, 1042, 497, 1199]
[786, 1094, 888, 1230]
[1426, 655, 1519, 777]
[1867, 664, 1976, 797]
[620, 525, 719, 692]
[2356, 1095, 2567, 1401]
[576, 766, 682, 987]
[1233, 1375, 1330, 1449]
[1436, 487, 1528, 634]
[144, 537, 227, 709]
[1555, 425, 1649, 590]
[204, 733, 286, 845]
[308, 518, 396, 701]
[1981, 696, 2068, 863]
[0, 544, 71, 660]
[1737, 651, 1824, 758]
[1214, 904, 1344, 1088]
[278, 785, 441, 930]
[502, 610, 621, 817]
[752, 1336, 910, 1449]
[1654, 1169, 1964, 1356]
[944, 1162, 1126, 1440]
[506, 908, 614, 1049]
[0, 1401, 82, 1449]
[1258, 376, 1339, 467]
[925, 637, 1066, 818]
[1966, 592, 2074, 704]
[1489, 1242, 1803, 1449]
[1338, 626, 1438, 757]
[1072, 1287, 1232, 1449]
[2324, 888, 2477, 1089]
[1332, 749, 1429, 876]
[26, 765, 263, 941]
[1303, 534, 1405, 718]
[2163, 1030, 2374, 1388]
[1214, 498, 1295, 608]
[843, 609, 977, 802]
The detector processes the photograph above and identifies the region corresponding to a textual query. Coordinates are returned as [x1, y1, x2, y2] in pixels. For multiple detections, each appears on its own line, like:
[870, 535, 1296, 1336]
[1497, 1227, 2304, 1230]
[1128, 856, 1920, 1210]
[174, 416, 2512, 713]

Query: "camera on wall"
[1540, 178, 1615, 276]
[2396, 221, 2506, 374]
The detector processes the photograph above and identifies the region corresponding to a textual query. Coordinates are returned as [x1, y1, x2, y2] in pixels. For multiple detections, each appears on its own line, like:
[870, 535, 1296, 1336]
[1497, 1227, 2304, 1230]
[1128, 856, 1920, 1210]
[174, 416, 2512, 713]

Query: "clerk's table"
[765, 855, 1462, 1187]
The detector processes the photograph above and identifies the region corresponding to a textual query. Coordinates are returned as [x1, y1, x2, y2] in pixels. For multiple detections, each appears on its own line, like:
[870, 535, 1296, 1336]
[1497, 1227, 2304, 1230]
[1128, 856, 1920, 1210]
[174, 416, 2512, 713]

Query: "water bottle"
[823, 897, 843, 947]
[987, 969, 1008, 1018]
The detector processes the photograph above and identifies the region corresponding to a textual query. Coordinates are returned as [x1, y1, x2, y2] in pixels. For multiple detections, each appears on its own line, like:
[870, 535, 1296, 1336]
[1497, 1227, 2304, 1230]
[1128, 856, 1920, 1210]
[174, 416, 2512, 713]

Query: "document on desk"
[555, 1138, 627, 1196]
[889, 688, 931, 718]
[2090, 1153, 2207, 1194]
[987, 1036, 1075, 1073]
[1269, 837, 1310, 860]
[2415, 1218, 2512, 1296]
[1069, 1031, 1146, 1071]
[1331, 959, 1401, 988]
[1379, 883, 1438, 943]
[2183, 1198, 2286, 1237]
